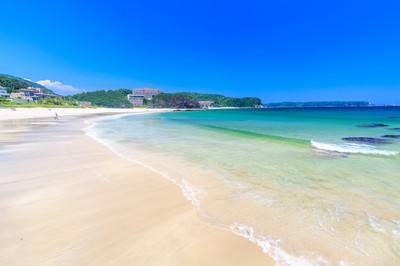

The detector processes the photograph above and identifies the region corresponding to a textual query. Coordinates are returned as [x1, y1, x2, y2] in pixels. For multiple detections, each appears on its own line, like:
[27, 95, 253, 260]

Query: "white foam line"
[83, 110, 162, 125]
[311, 140, 399, 156]
[367, 215, 385, 233]
[83, 123, 204, 212]
[354, 227, 370, 257]
[392, 220, 400, 237]
[334, 203, 343, 222]
[230, 223, 323, 266]
[83, 121, 342, 265]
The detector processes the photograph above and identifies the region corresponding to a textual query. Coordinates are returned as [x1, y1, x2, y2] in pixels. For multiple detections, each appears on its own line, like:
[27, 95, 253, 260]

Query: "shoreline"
[0, 111, 273, 265]
[0, 107, 173, 121]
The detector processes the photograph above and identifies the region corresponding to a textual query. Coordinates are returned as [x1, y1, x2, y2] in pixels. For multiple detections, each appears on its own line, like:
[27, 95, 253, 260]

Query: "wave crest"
[311, 141, 398, 156]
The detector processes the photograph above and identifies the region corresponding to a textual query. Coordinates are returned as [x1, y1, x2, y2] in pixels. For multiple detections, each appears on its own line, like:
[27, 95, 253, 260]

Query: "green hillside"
[149, 93, 199, 108]
[0, 74, 55, 94]
[181, 92, 261, 107]
[72, 89, 132, 108]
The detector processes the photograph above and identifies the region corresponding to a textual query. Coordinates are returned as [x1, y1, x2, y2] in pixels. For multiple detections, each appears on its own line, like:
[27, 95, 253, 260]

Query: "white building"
[127, 88, 163, 107]
[0, 87, 10, 98]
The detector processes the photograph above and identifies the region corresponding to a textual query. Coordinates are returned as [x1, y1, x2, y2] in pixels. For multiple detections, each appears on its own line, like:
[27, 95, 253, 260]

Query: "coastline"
[0, 107, 171, 121]
[0, 110, 273, 265]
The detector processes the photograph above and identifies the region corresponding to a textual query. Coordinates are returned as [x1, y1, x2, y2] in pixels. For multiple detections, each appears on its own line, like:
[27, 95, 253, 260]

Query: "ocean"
[85, 107, 400, 265]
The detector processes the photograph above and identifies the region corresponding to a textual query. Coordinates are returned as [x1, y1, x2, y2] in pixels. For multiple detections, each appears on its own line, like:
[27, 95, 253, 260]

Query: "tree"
[149, 93, 200, 108]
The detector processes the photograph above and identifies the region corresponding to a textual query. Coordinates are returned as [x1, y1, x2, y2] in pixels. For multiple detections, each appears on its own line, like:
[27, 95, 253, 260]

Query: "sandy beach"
[0, 107, 166, 121]
[0, 108, 273, 265]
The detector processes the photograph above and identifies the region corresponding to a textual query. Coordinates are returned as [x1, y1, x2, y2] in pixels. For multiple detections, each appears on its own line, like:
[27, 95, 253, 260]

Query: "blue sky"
[0, 1, 399, 104]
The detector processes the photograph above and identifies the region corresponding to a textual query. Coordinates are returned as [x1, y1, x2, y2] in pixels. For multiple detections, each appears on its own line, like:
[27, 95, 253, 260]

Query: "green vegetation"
[36, 97, 78, 106]
[0, 97, 12, 106]
[149, 93, 200, 108]
[0, 74, 54, 94]
[0, 73, 264, 109]
[0, 74, 79, 108]
[265, 101, 371, 108]
[181, 92, 261, 107]
[72, 89, 132, 108]
[0, 96, 79, 108]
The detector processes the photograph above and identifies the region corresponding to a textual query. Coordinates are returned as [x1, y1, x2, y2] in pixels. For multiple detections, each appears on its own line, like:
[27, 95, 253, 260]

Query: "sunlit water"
[85, 108, 400, 265]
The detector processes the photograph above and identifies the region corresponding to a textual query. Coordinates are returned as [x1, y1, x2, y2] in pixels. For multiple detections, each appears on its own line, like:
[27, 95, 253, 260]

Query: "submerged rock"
[342, 137, 391, 144]
[381, 135, 400, 139]
[357, 123, 389, 128]
[388, 128, 400, 131]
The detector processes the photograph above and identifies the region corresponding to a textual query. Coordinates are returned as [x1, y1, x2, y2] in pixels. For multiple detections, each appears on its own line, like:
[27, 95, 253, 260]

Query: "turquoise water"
[86, 108, 400, 265]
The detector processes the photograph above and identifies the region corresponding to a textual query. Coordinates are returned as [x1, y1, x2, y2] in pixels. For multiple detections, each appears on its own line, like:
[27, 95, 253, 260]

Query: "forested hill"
[0, 74, 54, 94]
[149, 93, 199, 109]
[72, 89, 132, 108]
[181, 92, 262, 107]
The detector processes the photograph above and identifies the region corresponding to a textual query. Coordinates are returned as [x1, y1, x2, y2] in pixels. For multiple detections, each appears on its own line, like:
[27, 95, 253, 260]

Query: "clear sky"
[0, 1, 399, 104]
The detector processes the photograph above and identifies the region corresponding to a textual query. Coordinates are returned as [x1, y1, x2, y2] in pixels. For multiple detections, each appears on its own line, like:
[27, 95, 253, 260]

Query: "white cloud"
[36, 80, 82, 95]
[24, 78, 32, 82]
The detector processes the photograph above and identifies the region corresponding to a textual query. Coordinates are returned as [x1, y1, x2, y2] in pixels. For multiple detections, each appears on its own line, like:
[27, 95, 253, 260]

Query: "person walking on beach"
[54, 112, 58, 120]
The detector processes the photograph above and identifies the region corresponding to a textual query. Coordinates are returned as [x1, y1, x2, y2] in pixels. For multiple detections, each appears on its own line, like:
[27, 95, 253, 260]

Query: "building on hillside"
[10, 92, 34, 102]
[10, 92, 22, 99]
[34, 93, 57, 100]
[133, 88, 163, 99]
[127, 94, 145, 107]
[198, 101, 214, 109]
[0, 87, 10, 98]
[6, 88, 56, 103]
[78, 101, 91, 107]
[18, 87, 56, 101]
[127, 88, 163, 107]
[20, 87, 41, 97]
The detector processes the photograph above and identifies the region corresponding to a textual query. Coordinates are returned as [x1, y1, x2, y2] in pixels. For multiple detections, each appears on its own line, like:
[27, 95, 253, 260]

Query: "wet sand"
[0, 112, 273, 265]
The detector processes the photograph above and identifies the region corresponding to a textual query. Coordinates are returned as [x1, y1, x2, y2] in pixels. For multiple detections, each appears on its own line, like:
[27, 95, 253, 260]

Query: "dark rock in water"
[388, 128, 400, 131]
[342, 137, 391, 144]
[357, 123, 389, 128]
[381, 135, 400, 139]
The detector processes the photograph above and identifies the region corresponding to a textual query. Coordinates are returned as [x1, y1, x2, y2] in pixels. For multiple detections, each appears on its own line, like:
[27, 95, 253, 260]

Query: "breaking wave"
[311, 140, 399, 156]
[230, 223, 328, 266]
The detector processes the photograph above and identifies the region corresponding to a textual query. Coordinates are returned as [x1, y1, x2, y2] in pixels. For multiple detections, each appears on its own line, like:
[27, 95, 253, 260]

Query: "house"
[0, 87, 10, 98]
[127, 94, 145, 107]
[132, 88, 163, 99]
[78, 101, 91, 107]
[198, 101, 214, 109]
[127, 88, 163, 107]
[20, 87, 41, 97]
[10, 92, 34, 102]
[10, 92, 21, 99]
[20, 87, 56, 100]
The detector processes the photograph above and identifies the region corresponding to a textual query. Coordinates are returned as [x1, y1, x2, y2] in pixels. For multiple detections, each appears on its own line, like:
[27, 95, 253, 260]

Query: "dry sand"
[0, 107, 166, 121]
[0, 109, 273, 265]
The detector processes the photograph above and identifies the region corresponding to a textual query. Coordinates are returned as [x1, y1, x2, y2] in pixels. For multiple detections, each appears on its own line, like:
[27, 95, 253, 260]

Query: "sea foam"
[311, 140, 399, 156]
[230, 223, 324, 266]
[83, 118, 203, 212]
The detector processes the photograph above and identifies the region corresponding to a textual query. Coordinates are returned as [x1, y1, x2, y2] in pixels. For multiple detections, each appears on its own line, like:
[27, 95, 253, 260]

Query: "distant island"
[179, 92, 262, 108]
[264, 101, 373, 108]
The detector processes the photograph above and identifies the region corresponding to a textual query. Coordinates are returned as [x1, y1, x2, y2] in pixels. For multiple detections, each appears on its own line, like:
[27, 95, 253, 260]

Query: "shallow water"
[85, 107, 400, 265]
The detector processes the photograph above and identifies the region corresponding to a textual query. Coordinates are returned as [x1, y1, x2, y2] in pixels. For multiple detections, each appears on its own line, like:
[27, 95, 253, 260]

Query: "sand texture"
[0, 113, 272, 265]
